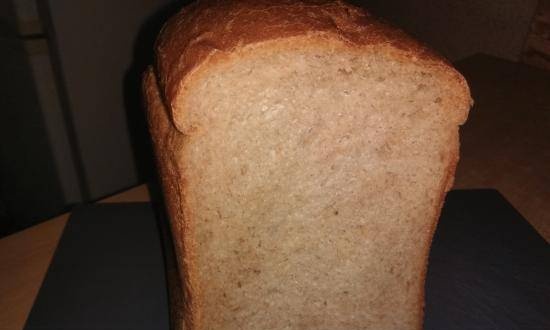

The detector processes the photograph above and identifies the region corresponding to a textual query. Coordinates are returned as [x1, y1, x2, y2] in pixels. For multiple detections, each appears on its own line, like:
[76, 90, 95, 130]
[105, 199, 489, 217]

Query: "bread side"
[145, 1, 471, 330]
[144, 68, 198, 329]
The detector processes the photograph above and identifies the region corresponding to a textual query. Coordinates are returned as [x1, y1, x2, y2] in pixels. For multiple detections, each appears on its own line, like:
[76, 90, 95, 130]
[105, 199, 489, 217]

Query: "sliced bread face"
[145, 2, 471, 330]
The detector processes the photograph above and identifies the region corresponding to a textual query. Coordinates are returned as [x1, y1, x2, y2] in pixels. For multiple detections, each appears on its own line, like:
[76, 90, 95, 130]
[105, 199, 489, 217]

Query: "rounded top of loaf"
[153, 0, 470, 132]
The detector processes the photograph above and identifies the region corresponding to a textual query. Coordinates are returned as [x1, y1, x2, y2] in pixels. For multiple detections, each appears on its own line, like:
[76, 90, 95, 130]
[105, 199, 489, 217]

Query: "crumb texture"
[153, 41, 468, 330]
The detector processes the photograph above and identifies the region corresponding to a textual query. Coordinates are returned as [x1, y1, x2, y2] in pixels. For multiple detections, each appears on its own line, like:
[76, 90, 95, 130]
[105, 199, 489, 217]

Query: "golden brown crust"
[143, 68, 198, 330]
[154, 0, 468, 132]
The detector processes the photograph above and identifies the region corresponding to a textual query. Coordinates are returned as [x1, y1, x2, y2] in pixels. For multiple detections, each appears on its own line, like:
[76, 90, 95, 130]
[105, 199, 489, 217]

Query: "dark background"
[0, 0, 547, 237]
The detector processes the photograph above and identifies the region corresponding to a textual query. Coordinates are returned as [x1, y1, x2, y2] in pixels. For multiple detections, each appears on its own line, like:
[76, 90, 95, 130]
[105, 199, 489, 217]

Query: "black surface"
[24, 190, 549, 329]
[425, 190, 550, 330]
[24, 203, 169, 330]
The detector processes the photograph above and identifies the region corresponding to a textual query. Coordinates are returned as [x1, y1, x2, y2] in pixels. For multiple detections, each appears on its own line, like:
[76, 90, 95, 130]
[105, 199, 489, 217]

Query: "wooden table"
[0, 185, 151, 330]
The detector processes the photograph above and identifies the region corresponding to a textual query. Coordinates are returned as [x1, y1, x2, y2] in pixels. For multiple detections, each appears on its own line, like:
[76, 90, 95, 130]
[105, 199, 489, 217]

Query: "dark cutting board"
[24, 189, 549, 329]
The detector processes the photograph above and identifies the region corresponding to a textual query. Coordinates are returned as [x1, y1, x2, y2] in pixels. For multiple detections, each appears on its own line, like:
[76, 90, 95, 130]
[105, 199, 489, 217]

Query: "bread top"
[153, 0, 470, 132]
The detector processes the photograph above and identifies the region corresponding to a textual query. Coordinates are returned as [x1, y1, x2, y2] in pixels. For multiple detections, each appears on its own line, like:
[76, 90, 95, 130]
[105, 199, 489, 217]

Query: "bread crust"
[143, 68, 198, 329]
[154, 0, 470, 132]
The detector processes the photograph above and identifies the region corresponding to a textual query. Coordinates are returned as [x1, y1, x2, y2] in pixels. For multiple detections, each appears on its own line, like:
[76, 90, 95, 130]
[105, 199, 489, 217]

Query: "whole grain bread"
[143, 1, 472, 329]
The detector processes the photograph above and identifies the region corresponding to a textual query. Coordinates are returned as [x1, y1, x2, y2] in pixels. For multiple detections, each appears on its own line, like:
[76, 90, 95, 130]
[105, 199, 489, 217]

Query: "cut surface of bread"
[144, 2, 471, 330]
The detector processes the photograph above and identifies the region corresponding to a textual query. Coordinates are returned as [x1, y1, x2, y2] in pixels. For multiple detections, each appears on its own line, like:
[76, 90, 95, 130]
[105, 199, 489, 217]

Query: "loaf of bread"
[143, 1, 471, 329]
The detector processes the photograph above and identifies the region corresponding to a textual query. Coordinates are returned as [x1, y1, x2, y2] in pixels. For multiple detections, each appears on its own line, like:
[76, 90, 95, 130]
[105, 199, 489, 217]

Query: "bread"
[143, 1, 472, 329]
